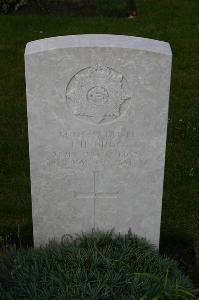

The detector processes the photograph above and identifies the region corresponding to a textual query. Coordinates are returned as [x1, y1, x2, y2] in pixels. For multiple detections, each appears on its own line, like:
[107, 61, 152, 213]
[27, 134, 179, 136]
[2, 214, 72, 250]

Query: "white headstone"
[25, 34, 172, 247]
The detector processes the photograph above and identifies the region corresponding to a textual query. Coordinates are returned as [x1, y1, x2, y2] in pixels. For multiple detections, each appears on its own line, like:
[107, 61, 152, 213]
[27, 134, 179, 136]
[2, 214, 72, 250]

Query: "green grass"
[0, 0, 198, 280]
[0, 231, 194, 299]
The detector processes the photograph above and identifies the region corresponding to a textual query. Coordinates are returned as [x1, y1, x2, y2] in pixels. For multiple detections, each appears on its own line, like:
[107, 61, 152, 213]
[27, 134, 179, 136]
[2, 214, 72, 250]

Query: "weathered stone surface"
[25, 34, 172, 247]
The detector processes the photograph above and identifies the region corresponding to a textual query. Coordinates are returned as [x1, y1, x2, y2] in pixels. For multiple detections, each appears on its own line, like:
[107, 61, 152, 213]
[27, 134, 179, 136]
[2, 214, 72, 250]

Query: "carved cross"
[74, 171, 119, 228]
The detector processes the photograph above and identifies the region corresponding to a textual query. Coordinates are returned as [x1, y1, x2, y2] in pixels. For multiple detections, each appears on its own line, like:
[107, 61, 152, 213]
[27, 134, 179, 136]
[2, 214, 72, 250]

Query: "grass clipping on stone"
[0, 230, 196, 299]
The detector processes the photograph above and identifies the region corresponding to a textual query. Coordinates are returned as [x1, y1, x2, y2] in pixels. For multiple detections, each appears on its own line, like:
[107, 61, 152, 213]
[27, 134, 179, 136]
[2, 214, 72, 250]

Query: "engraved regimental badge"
[66, 65, 130, 124]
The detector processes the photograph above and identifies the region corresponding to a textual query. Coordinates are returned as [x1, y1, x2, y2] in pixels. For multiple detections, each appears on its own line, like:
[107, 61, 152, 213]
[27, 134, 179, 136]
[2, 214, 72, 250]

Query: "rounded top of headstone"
[25, 34, 172, 56]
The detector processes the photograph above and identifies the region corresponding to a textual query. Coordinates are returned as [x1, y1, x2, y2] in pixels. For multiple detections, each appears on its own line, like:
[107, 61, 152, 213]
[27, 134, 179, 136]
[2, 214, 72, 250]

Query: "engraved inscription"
[66, 65, 130, 124]
[45, 128, 136, 171]
[74, 171, 119, 228]
[45, 150, 134, 171]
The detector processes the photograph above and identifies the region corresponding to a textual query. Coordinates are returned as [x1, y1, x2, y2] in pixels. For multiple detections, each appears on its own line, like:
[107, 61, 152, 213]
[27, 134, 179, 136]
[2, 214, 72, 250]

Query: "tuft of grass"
[95, 0, 130, 17]
[0, 231, 194, 299]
